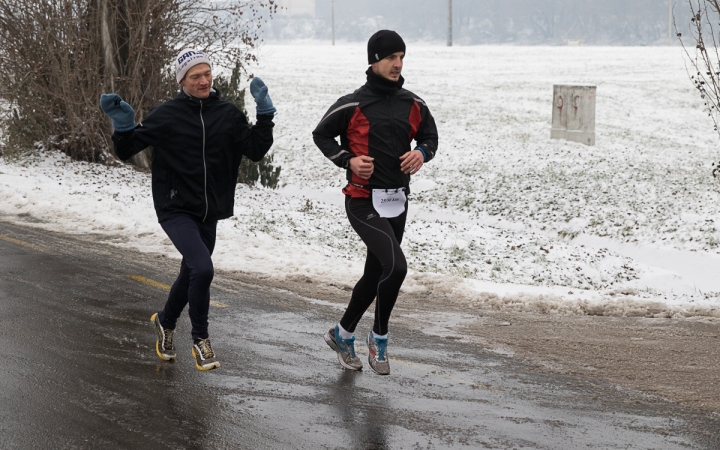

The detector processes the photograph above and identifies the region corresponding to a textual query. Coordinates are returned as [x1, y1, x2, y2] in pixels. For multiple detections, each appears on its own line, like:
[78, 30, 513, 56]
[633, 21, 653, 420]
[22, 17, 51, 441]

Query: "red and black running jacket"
[312, 68, 438, 198]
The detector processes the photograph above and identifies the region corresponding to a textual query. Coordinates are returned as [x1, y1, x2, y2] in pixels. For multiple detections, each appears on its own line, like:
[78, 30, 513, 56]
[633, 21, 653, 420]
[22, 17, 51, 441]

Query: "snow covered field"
[2, 44, 720, 317]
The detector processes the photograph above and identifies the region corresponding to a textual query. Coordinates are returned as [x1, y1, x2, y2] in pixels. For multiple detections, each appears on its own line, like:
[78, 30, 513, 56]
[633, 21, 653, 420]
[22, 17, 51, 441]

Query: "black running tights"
[158, 215, 217, 341]
[340, 196, 408, 336]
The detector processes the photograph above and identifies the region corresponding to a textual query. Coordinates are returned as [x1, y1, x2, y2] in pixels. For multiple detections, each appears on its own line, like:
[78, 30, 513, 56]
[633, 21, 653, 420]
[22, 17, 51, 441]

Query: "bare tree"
[677, 0, 720, 138]
[0, 0, 277, 166]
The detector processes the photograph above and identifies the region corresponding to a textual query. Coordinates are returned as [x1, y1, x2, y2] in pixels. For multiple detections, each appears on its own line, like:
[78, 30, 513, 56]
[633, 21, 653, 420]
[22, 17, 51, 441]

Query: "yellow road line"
[127, 275, 229, 308]
[0, 234, 48, 252]
[128, 275, 170, 291]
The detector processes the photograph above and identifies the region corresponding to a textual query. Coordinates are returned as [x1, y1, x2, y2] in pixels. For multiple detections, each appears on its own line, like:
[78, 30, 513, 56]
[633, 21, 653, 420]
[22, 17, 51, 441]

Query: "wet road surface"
[0, 219, 718, 449]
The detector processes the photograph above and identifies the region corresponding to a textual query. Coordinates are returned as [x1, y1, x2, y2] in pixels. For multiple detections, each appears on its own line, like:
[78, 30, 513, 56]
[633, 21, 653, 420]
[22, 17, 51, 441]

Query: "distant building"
[276, 0, 315, 17]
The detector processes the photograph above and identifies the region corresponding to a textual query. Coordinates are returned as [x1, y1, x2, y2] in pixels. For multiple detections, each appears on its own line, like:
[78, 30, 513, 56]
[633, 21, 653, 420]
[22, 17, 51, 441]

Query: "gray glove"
[249, 77, 276, 116]
[100, 94, 136, 132]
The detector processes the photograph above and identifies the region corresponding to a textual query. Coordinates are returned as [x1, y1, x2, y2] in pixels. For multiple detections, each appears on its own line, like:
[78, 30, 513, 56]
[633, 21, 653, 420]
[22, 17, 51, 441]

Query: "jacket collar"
[365, 67, 404, 94]
[176, 87, 221, 105]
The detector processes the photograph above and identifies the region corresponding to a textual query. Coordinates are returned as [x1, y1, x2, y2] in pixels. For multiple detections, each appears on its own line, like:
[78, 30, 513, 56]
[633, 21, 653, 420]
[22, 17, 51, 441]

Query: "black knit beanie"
[367, 30, 406, 64]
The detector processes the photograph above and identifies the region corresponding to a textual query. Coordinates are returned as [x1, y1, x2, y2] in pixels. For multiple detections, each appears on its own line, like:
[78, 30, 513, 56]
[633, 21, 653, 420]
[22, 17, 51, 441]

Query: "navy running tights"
[158, 215, 217, 341]
[340, 196, 408, 336]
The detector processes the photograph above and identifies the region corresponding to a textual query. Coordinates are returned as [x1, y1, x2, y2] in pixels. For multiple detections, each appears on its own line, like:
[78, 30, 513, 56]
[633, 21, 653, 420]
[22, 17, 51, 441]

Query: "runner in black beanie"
[315, 30, 438, 375]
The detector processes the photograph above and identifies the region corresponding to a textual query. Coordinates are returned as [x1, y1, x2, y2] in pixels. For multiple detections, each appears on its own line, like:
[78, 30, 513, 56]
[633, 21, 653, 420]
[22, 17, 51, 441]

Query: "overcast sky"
[267, 0, 693, 45]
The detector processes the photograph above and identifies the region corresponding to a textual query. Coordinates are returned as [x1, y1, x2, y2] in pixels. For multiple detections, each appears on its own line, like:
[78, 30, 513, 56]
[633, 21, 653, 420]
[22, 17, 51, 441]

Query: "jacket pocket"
[163, 169, 177, 207]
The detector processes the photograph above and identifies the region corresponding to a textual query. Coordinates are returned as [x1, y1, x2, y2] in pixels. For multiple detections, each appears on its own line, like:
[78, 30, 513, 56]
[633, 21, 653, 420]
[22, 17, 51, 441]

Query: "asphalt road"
[0, 218, 718, 449]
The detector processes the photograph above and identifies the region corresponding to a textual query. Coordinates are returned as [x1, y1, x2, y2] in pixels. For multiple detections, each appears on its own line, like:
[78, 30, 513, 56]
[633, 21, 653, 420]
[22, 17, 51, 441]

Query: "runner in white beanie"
[100, 44, 277, 372]
[175, 48, 212, 83]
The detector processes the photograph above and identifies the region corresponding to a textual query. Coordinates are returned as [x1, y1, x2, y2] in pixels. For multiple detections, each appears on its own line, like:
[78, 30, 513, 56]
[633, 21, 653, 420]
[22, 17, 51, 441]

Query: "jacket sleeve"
[414, 101, 439, 163]
[111, 105, 167, 161]
[312, 96, 357, 169]
[236, 113, 275, 162]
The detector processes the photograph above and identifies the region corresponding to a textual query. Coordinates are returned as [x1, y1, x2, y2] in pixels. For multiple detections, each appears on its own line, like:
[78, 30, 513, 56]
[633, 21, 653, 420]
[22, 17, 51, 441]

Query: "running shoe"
[324, 325, 362, 371]
[192, 338, 220, 371]
[150, 312, 176, 361]
[366, 332, 390, 375]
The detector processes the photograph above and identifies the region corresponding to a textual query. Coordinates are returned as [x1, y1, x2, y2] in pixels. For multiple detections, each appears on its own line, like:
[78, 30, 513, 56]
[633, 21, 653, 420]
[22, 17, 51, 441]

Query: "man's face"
[180, 63, 212, 99]
[371, 51, 404, 82]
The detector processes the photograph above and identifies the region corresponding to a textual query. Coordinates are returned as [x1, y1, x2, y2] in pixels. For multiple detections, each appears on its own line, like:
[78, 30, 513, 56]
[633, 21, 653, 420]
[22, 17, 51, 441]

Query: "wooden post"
[668, 0, 672, 46]
[447, 0, 452, 47]
[551, 85, 596, 146]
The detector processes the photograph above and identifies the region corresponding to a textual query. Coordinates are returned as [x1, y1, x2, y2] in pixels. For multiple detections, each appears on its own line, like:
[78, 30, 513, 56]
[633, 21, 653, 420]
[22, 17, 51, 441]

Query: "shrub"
[0, 0, 277, 167]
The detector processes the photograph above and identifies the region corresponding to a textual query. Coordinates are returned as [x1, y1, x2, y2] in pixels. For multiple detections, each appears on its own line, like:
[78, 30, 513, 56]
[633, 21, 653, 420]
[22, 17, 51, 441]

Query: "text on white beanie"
[175, 48, 212, 84]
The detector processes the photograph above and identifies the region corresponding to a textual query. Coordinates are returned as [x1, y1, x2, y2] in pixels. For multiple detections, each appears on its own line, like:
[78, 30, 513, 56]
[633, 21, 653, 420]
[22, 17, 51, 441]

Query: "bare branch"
[677, 0, 720, 137]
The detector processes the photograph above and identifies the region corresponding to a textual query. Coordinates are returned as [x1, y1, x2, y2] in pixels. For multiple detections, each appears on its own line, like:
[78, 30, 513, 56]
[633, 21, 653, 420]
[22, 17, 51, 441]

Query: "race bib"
[372, 188, 407, 218]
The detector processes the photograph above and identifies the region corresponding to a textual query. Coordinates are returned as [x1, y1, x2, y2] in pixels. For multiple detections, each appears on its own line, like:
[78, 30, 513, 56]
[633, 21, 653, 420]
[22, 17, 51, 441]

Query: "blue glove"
[100, 93, 136, 132]
[249, 77, 276, 115]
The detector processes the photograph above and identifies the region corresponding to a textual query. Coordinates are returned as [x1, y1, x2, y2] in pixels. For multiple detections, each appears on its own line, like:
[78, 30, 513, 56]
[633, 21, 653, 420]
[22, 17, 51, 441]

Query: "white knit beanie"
[175, 48, 212, 83]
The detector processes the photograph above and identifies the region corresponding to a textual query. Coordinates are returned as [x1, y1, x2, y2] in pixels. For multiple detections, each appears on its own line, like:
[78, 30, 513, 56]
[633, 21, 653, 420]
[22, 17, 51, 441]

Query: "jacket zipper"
[387, 94, 405, 188]
[200, 100, 208, 222]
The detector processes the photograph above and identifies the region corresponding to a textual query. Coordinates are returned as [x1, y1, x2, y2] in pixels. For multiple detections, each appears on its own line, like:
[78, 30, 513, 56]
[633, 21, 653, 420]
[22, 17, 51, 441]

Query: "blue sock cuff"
[371, 331, 388, 340]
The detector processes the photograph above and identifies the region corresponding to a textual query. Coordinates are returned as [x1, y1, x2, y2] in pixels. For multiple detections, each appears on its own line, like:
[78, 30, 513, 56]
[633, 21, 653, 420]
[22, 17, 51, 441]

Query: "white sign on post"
[551, 85, 596, 146]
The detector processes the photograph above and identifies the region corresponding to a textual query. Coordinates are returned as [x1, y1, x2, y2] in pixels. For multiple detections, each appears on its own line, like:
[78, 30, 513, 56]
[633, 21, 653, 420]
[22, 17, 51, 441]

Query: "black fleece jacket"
[113, 88, 274, 223]
[312, 68, 438, 197]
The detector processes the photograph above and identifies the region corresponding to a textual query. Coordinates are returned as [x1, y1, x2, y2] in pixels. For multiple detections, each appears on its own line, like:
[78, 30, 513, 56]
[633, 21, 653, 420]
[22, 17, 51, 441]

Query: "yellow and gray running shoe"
[192, 338, 220, 371]
[150, 312, 176, 361]
[324, 325, 362, 371]
[366, 332, 390, 375]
